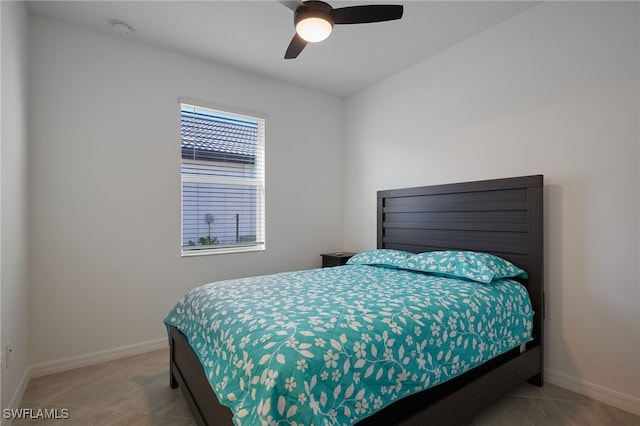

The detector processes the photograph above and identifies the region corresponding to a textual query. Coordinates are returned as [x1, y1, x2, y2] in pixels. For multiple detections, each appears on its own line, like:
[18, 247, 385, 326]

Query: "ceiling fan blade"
[279, 0, 303, 11]
[333, 5, 403, 24]
[284, 33, 308, 59]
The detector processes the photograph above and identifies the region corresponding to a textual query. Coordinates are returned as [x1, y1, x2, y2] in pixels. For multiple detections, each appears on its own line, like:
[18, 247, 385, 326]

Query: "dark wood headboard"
[377, 175, 544, 377]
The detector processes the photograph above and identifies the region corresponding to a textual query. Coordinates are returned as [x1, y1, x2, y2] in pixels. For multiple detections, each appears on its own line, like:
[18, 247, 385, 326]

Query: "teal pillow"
[346, 249, 413, 269]
[402, 251, 527, 284]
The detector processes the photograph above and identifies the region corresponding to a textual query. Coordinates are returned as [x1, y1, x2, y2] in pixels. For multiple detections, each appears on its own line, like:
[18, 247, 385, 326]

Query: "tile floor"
[11, 349, 640, 425]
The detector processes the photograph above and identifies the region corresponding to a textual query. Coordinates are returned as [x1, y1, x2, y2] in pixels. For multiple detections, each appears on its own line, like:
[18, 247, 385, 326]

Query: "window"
[180, 102, 265, 255]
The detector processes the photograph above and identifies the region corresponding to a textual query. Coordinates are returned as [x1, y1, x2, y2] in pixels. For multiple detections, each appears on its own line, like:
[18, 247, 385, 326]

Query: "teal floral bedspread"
[164, 265, 533, 426]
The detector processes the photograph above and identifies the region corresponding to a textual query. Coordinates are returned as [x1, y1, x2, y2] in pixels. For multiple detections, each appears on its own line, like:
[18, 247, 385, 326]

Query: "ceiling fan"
[280, 1, 404, 59]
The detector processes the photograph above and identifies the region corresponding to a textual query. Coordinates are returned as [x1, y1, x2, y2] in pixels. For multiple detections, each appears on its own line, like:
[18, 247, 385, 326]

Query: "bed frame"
[169, 174, 544, 426]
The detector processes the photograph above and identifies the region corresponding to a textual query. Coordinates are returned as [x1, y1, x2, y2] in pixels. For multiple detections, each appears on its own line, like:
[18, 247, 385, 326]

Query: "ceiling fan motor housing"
[294, 1, 335, 28]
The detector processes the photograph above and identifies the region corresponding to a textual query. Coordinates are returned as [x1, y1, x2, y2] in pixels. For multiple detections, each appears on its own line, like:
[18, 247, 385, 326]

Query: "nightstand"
[321, 252, 356, 267]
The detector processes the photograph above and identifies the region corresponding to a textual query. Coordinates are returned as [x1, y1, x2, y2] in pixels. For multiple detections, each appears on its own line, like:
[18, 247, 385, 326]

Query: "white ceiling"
[27, 1, 540, 98]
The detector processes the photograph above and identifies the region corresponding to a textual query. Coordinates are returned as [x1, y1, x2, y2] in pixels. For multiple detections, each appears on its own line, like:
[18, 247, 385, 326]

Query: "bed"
[166, 174, 544, 426]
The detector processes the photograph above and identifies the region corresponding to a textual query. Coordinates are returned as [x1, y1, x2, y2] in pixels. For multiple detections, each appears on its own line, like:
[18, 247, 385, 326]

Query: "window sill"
[181, 245, 265, 257]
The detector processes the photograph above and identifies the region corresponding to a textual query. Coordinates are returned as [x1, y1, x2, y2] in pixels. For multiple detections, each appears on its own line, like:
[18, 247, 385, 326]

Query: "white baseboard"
[2, 366, 30, 426]
[545, 367, 640, 416]
[29, 338, 167, 378]
[3, 338, 167, 425]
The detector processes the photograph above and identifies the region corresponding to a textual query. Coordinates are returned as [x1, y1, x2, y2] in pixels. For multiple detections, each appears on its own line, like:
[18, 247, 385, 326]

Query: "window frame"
[179, 98, 266, 257]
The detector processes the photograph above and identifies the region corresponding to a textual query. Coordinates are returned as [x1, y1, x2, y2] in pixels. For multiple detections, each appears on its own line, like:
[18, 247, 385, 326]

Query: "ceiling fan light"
[296, 17, 333, 42]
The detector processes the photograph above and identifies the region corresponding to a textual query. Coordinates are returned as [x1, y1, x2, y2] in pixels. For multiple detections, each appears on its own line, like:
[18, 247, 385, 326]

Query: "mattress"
[164, 264, 533, 426]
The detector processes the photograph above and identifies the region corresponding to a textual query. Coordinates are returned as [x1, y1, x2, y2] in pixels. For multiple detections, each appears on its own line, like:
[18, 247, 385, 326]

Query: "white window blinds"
[180, 103, 265, 254]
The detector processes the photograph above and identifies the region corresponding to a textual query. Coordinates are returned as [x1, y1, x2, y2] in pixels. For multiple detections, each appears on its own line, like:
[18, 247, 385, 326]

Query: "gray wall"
[28, 14, 344, 365]
[344, 2, 639, 407]
[1, 0, 30, 410]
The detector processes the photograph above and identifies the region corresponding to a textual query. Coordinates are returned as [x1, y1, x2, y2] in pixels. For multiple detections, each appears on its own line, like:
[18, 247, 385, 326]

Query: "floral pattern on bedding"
[164, 265, 533, 426]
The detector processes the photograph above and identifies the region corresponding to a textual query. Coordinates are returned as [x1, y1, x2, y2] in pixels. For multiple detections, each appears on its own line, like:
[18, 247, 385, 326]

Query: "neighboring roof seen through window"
[181, 108, 258, 164]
